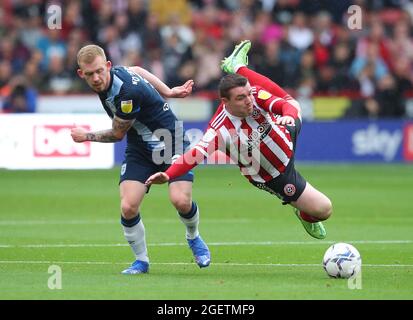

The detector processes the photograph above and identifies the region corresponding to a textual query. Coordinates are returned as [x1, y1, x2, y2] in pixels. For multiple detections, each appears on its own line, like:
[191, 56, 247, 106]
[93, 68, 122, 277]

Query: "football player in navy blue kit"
[71, 45, 210, 274]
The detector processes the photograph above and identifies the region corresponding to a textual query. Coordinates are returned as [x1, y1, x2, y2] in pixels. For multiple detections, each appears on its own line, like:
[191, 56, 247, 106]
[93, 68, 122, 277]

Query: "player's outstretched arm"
[146, 146, 208, 186]
[170, 79, 194, 98]
[254, 88, 298, 126]
[238, 67, 302, 119]
[71, 116, 134, 143]
[130, 66, 194, 98]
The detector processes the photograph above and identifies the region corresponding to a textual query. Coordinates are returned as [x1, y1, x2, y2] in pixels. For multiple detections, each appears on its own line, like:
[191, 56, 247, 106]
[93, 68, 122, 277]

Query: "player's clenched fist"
[71, 127, 88, 143]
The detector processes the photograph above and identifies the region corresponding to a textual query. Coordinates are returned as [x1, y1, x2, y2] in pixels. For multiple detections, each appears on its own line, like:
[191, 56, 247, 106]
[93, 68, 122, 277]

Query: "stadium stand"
[0, 0, 412, 119]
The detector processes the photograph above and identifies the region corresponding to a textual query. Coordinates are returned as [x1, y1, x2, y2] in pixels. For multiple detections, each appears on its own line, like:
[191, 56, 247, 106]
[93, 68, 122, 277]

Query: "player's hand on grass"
[170, 80, 194, 98]
[145, 172, 170, 186]
[276, 116, 295, 126]
[71, 127, 88, 142]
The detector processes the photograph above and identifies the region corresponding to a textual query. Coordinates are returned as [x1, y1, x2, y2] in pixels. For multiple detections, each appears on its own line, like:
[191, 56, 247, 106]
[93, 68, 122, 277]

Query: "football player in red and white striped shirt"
[146, 40, 332, 239]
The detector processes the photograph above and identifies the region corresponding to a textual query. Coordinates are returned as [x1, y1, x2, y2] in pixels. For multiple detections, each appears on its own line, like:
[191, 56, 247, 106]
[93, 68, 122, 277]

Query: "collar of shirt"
[223, 104, 246, 121]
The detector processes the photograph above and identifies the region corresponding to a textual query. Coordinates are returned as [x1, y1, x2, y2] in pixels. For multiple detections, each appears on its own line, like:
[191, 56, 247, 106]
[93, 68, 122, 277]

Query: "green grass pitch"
[0, 164, 412, 300]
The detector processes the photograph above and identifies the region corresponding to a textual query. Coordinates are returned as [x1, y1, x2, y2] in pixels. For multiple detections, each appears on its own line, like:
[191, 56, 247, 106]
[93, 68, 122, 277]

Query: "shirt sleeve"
[166, 128, 219, 179]
[253, 86, 298, 119]
[114, 90, 142, 120]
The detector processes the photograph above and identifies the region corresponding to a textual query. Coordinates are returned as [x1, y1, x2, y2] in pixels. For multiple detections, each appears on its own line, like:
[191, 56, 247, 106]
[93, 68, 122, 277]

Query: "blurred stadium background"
[0, 0, 412, 166]
[0, 0, 412, 300]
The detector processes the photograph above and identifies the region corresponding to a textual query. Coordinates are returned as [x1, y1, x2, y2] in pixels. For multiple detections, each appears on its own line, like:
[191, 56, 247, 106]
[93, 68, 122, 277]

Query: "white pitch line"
[0, 220, 117, 226]
[0, 260, 411, 268]
[0, 240, 411, 249]
[0, 218, 251, 226]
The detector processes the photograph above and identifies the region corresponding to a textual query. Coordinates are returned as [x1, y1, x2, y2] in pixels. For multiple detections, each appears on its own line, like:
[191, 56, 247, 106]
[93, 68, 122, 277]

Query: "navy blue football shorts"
[119, 152, 194, 189]
[250, 118, 307, 204]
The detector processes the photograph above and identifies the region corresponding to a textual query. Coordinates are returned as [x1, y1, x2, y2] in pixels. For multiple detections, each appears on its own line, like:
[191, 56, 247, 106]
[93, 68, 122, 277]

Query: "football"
[322, 242, 362, 278]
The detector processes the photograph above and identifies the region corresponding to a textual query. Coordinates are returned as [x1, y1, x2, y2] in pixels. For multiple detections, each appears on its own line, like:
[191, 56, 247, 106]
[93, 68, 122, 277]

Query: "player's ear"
[106, 60, 112, 69]
[77, 68, 84, 78]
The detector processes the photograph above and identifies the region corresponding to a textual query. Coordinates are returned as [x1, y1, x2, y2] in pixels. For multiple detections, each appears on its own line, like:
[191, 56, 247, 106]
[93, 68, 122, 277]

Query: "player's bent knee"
[121, 201, 139, 219]
[170, 197, 192, 214]
[318, 199, 333, 221]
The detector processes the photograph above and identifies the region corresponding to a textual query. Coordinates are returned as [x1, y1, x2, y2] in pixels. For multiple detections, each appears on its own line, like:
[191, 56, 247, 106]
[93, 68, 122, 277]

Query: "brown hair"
[218, 74, 248, 99]
[77, 44, 106, 67]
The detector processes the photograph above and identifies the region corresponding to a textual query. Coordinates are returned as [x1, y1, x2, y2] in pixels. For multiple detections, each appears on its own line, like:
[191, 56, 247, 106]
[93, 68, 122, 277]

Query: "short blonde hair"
[77, 44, 106, 67]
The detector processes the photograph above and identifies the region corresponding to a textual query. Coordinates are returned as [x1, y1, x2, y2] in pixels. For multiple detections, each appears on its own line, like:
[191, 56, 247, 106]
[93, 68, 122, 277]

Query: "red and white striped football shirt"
[165, 86, 298, 184]
[196, 101, 293, 183]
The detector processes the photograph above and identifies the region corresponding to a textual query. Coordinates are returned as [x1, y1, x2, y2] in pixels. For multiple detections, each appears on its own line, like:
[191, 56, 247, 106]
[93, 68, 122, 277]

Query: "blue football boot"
[187, 235, 211, 268]
[121, 260, 149, 275]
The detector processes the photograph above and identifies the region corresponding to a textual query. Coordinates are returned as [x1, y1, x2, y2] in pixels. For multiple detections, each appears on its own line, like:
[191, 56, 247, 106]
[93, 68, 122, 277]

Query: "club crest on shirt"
[258, 89, 271, 100]
[252, 108, 260, 119]
[121, 100, 133, 113]
[284, 183, 296, 196]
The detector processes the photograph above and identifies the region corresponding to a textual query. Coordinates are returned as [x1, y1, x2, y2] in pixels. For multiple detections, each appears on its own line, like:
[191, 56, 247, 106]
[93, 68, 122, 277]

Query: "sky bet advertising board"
[296, 120, 412, 163]
[114, 120, 413, 165]
[0, 114, 411, 169]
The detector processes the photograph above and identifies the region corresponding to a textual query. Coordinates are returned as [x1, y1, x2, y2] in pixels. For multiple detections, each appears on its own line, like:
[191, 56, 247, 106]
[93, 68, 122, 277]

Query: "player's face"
[77, 56, 112, 93]
[223, 83, 254, 118]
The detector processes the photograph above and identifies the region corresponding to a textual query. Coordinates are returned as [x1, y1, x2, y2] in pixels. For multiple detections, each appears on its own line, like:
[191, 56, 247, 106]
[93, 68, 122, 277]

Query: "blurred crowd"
[0, 0, 413, 119]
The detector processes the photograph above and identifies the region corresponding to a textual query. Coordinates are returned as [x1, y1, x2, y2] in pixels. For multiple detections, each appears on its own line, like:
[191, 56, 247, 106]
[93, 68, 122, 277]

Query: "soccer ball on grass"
[322, 242, 361, 278]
